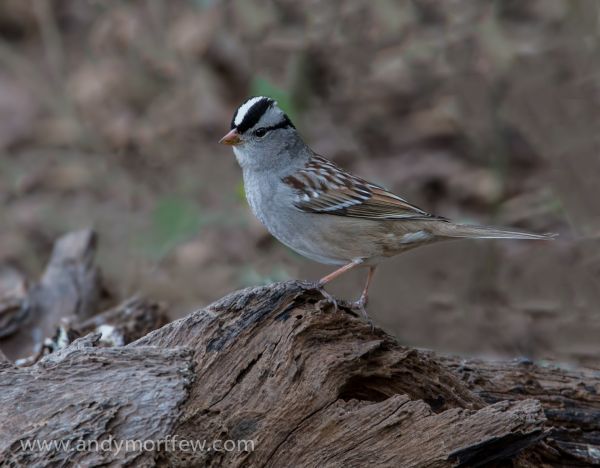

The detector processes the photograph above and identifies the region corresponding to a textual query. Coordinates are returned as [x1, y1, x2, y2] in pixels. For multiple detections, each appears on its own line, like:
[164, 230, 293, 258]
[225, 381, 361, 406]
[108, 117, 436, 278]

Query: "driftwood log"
[0, 231, 598, 467]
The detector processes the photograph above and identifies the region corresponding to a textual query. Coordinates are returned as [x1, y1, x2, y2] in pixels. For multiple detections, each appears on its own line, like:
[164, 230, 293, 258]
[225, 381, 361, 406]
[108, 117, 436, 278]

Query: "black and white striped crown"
[230, 96, 294, 134]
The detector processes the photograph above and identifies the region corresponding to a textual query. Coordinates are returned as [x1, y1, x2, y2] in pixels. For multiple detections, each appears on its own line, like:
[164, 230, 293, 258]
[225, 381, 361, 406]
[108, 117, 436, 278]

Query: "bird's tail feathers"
[436, 222, 557, 241]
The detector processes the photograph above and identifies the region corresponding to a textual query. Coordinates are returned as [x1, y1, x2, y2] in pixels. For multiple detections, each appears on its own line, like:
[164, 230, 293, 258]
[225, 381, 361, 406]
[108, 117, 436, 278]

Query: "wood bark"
[0, 231, 598, 467]
[0, 229, 107, 360]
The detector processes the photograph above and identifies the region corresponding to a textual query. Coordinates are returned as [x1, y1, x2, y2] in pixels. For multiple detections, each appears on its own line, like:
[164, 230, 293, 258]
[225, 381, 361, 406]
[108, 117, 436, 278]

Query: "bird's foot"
[310, 281, 339, 313]
[350, 296, 374, 331]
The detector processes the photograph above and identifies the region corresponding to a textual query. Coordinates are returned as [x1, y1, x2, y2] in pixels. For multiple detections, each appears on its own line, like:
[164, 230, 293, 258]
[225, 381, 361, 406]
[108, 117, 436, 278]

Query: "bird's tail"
[434, 222, 557, 241]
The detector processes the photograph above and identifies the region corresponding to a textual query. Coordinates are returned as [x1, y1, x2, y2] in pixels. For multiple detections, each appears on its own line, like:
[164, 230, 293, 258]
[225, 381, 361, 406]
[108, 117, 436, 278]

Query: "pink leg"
[353, 266, 377, 325]
[313, 260, 364, 312]
[318, 260, 363, 287]
[356, 266, 376, 307]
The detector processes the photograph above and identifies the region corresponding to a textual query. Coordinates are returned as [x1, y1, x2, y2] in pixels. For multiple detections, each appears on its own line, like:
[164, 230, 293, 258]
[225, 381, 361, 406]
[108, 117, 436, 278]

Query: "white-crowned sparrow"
[220, 96, 553, 318]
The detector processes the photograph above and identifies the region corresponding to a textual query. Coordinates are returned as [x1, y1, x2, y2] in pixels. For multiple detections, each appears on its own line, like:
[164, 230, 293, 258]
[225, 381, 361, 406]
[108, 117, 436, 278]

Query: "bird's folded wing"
[282, 156, 438, 220]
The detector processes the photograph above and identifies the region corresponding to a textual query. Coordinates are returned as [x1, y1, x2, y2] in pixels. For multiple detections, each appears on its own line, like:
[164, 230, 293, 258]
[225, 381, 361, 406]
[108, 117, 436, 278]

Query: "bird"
[219, 96, 554, 319]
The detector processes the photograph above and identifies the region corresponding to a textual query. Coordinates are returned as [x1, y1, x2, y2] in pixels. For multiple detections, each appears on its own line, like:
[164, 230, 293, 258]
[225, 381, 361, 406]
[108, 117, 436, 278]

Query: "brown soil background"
[0, 1, 598, 365]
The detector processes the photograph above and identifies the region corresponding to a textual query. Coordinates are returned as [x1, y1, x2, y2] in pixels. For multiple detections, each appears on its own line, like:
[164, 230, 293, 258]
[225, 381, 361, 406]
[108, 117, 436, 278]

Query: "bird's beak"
[219, 129, 241, 146]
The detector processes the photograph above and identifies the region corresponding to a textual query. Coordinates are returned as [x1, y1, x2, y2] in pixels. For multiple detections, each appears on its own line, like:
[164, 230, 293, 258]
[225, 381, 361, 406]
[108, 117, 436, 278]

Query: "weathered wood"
[0, 265, 27, 338]
[0, 333, 194, 467]
[136, 281, 551, 467]
[73, 297, 168, 347]
[0, 229, 108, 360]
[0, 234, 597, 467]
[0, 348, 9, 365]
[438, 355, 600, 465]
[0, 281, 551, 467]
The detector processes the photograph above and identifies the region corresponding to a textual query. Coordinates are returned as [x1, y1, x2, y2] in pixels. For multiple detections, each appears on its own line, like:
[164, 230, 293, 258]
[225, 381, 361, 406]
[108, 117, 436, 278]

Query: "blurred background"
[0, 0, 598, 365]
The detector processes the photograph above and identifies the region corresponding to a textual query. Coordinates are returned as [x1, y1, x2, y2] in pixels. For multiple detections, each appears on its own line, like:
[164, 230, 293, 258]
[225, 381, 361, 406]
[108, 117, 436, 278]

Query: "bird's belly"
[242, 176, 344, 264]
[265, 210, 352, 265]
[256, 202, 391, 265]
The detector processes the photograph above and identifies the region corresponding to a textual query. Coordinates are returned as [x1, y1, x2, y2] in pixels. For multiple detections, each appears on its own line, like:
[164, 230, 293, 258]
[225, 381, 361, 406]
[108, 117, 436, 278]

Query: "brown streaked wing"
[282, 156, 439, 220]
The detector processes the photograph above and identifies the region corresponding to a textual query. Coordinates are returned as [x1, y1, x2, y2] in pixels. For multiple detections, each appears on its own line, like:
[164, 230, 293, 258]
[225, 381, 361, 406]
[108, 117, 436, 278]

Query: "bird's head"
[220, 96, 304, 171]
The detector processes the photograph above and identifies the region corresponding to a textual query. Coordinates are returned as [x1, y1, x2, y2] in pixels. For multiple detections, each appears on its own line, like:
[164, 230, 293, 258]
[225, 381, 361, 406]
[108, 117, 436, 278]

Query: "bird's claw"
[350, 296, 374, 331]
[311, 281, 339, 313]
[308, 283, 374, 330]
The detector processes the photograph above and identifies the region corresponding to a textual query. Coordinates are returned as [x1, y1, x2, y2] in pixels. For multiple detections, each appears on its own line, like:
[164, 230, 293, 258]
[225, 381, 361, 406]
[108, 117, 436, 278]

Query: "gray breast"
[242, 170, 363, 265]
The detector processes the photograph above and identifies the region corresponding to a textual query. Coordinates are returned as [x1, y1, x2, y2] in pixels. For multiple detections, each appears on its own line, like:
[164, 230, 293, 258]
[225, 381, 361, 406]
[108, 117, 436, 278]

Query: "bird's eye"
[254, 127, 267, 138]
